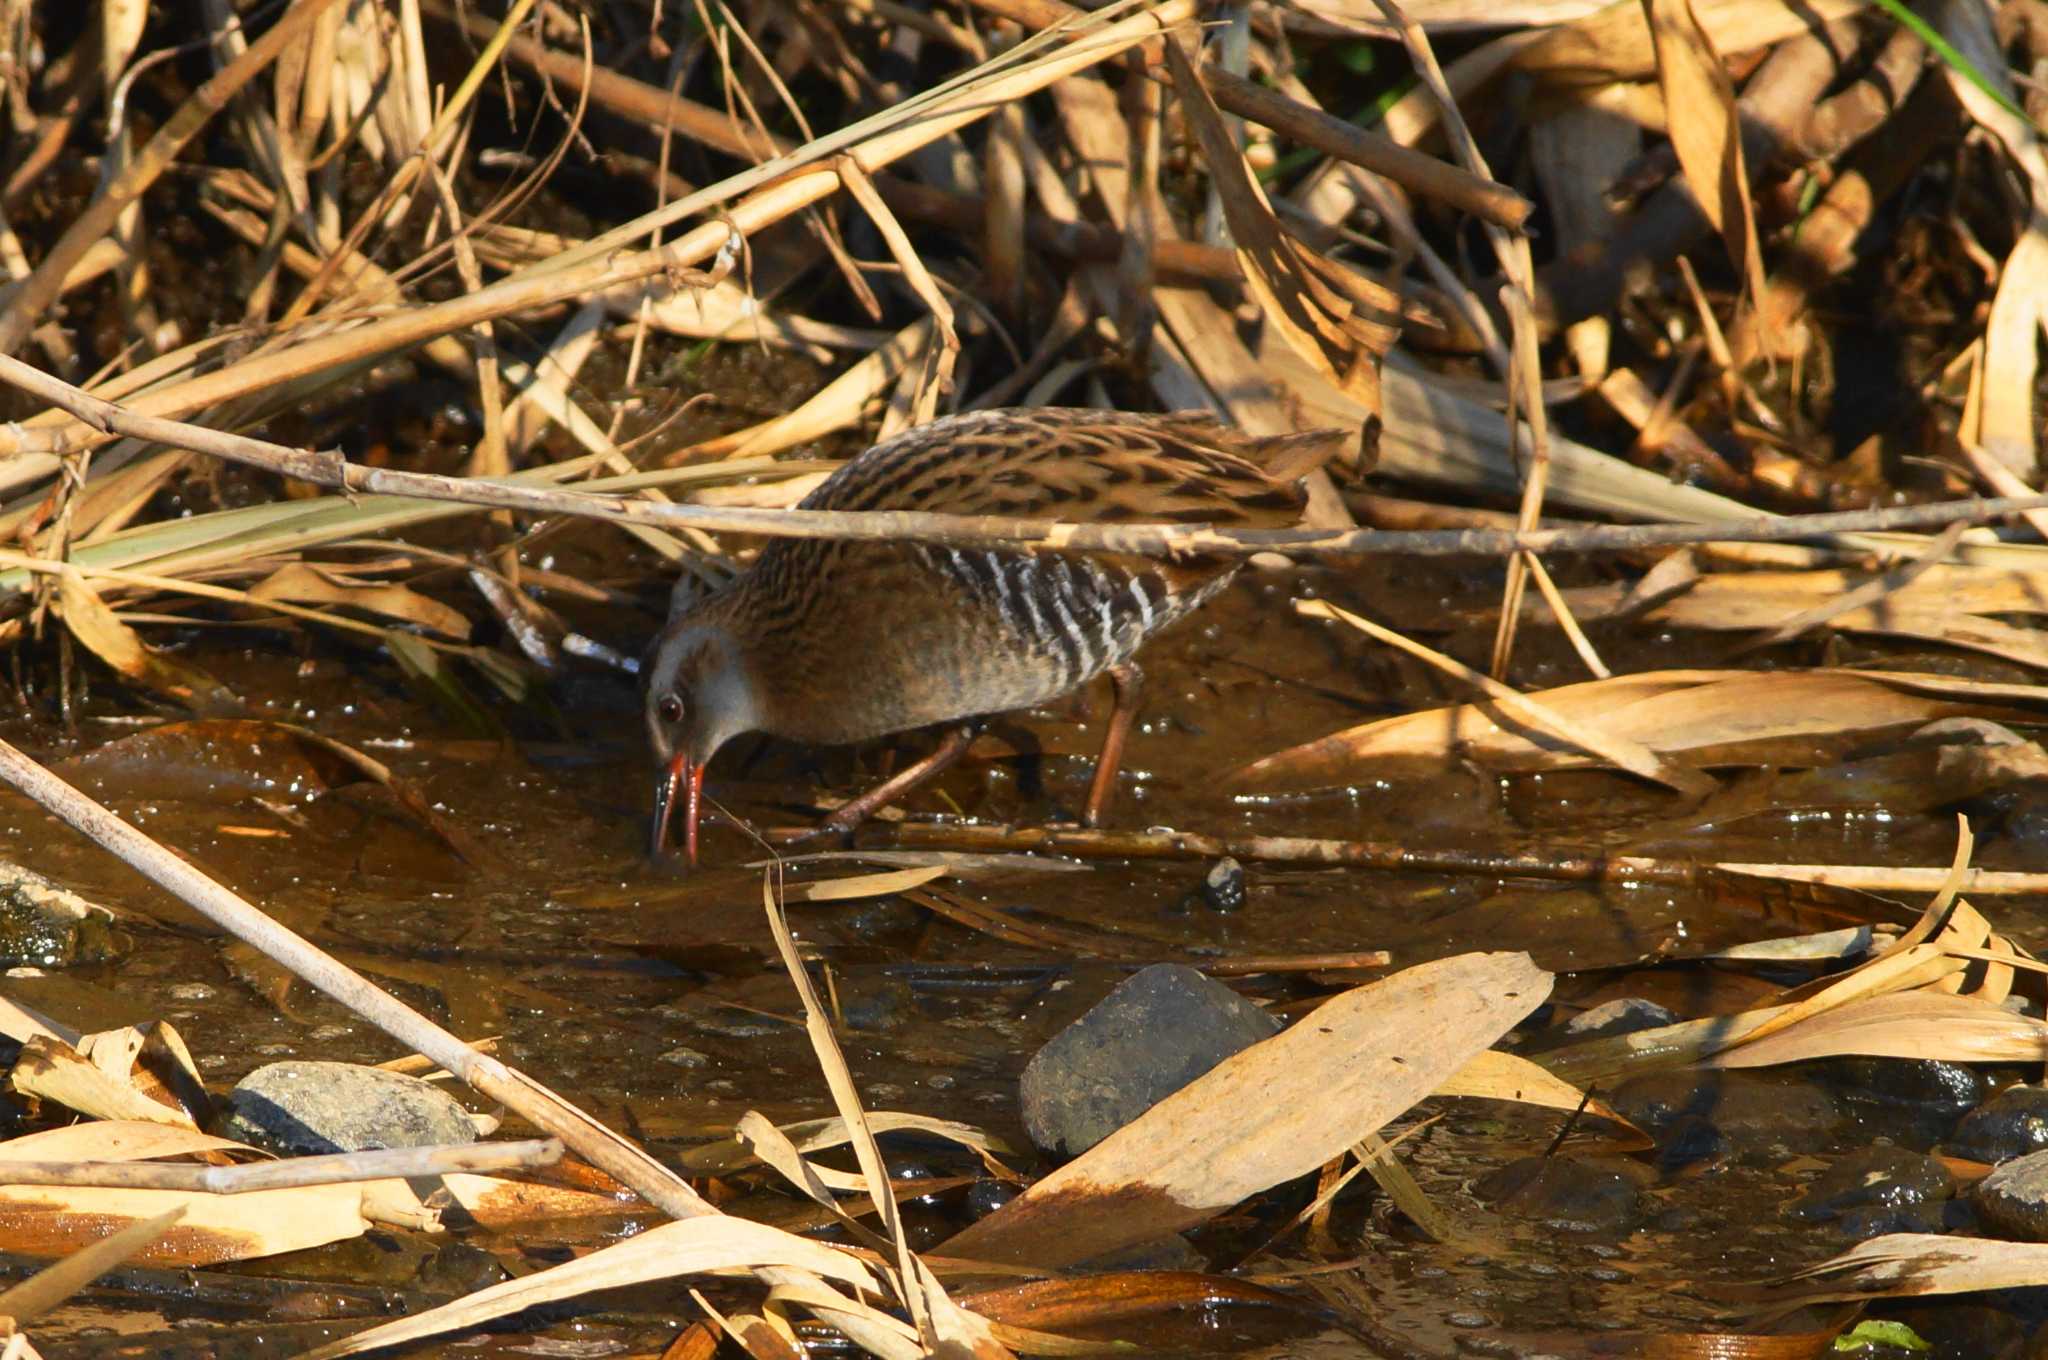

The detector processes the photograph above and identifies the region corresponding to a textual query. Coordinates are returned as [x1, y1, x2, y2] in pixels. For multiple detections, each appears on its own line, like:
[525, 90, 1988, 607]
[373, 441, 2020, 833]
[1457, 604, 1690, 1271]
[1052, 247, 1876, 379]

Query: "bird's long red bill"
[651, 753, 705, 864]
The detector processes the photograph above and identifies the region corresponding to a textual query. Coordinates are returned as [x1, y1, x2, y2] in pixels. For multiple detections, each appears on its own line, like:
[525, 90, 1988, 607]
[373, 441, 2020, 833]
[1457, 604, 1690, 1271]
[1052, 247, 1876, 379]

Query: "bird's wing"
[799, 407, 1344, 529]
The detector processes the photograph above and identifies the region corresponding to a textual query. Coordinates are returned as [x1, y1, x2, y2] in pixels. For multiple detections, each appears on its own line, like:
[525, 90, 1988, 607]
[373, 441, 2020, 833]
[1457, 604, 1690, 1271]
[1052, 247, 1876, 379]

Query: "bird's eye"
[657, 694, 684, 724]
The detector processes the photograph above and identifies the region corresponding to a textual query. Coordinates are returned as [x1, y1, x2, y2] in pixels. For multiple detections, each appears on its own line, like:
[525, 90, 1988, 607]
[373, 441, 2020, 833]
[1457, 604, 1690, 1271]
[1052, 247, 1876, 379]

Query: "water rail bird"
[644, 406, 1349, 862]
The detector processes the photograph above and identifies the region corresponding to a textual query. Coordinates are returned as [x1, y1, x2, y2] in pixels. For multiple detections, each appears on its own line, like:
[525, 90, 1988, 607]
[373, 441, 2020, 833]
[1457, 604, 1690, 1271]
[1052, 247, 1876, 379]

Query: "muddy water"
[4, 535, 2045, 1357]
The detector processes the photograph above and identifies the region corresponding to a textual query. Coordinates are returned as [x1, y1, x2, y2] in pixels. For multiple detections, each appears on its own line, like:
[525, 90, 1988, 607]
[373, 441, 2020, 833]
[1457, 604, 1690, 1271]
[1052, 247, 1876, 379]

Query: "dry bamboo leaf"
[54, 567, 237, 713]
[1643, 0, 1768, 315]
[779, 866, 948, 903]
[961, 1269, 1327, 1338]
[760, 876, 1010, 1358]
[739, 1111, 872, 1202]
[602, 277, 889, 357]
[297, 1217, 884, 1360]
[1708, 990, 2048, 1069]
[0, 998, 77, 1048]
[0, 1204, 182, 1327]
[0, 1169, 369, 1265]
[940, 952, 1550, 1268]
[1567, 560, 2048, 673]
[1745, 1233, 2048, 1306]
[1296, 599, 1713, 795]
[1237, 668, 2048, 791]
[1699, 927, 1876, 963]
[1437, 1049, 1632, 1128]
[11, 1027, 204, 1130]
[1165, 38, 1396, 446]
[1295, 0, 1611, 30]
[247, 563, 470, 639]
[1261, 330, 1758, 528]
[435, 1173, 636, 1229]
[684, 1111, 1012, 1174]
[1514, 0, 1869, 82]
[102, 0, 149, 78]
[0, 1122, 253, 1164]
[1538, 1005, 1788, 1087]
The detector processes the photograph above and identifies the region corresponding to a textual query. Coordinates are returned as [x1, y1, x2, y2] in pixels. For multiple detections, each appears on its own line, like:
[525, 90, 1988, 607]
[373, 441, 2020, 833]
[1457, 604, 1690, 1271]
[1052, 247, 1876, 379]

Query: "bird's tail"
[1248, 418, 1377, 484]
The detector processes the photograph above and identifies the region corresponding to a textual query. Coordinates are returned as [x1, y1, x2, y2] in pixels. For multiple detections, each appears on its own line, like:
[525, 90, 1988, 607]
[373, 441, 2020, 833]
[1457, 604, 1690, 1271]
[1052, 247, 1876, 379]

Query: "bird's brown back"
[714, 408, 1341, 742]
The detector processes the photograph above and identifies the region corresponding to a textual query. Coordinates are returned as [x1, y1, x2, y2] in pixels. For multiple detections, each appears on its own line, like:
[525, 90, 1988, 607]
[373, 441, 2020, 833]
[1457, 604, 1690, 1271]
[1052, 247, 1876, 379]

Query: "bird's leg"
[1082, 662, 1143, 828]
[815, 722, 981, 837]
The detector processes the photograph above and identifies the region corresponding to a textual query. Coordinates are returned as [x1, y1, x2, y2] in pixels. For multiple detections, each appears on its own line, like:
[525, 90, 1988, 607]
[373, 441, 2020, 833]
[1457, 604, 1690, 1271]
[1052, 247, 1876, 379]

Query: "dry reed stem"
[0, 1138, 562, 1193]
[2, 0, 1193, 462]
[822, 821, 2048, 895]
[5, 349, 2048, 566]
[956, 0, 1530, 228]
[0, 0, 352, 356]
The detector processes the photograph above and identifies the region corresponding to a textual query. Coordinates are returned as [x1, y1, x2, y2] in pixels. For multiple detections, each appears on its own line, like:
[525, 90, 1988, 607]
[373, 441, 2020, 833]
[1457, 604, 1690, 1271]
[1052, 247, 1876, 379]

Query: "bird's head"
[643, 619, 757, 864]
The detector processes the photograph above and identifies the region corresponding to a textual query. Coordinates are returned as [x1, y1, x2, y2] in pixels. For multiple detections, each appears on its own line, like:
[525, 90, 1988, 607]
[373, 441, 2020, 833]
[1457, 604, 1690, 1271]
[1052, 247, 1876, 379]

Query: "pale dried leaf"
[54, 568, 236, 712]
[1707, 991, 2048, 1068]
[1237, 669, 2048, 791]
[780, 866, 947, 903]
[940, 952, 1551, 1268]
[297, 1218, 883, 1360]
[1513, 0, 1869, 82]
[1166, 38, 1396, 429]
[1643, 0, 1766, 309]
[11, 1035, 199, 1130]
[1751, 1233, 2048, 1306]
[1295, 600, 1713, 795]
[248, 563, 470, 639]
[0, 1205, 181, 1325]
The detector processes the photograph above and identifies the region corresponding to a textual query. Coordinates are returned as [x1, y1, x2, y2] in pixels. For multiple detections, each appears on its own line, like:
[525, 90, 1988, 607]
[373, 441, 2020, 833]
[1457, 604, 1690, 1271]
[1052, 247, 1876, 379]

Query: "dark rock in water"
[1609, 1069, 1843, 1162]
[1786, 1145, 1954, 1224]
[412, 1241, 511, 1302]
[1977, 1151, 2048, 1242]
[0, 864, 118, 968]
[832, 971, 916, 1032]
[964, 1179, 1018, 1221]
[1200, 858, 1246, 913]
[1654, 1114, 1724, 1174]
[1020, 963, 1279, 1158]
[219, 1061, 479, 1155]
[1818, 1056, 1986, 1146]
[1472, 1155, 1655, 1233]
[1949, 1086, 2048, 1165]
[1559, 997, 1677, 1041]
[1836, 1199, 1959, 1240]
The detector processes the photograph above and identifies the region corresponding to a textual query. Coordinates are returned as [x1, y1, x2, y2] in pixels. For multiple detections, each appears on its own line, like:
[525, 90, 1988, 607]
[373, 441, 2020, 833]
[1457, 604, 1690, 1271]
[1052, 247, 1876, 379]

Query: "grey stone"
[1977, 1150, 2048, 1241]
[219, 1061, 478, 1155]
[1020, 963, 1279, 1158]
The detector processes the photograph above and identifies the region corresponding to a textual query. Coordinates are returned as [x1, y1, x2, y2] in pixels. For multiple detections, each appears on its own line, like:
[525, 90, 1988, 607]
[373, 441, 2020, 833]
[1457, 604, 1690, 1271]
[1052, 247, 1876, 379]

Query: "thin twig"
[0, 1138, 563, 1193]
[804, 820, 2048, 895]
[0, 351, 2044, 565]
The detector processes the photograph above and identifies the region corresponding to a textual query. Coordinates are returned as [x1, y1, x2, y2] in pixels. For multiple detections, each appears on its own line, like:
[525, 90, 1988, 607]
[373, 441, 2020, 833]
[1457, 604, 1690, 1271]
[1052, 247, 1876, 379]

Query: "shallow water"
[6, 536, 2045, 1358]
